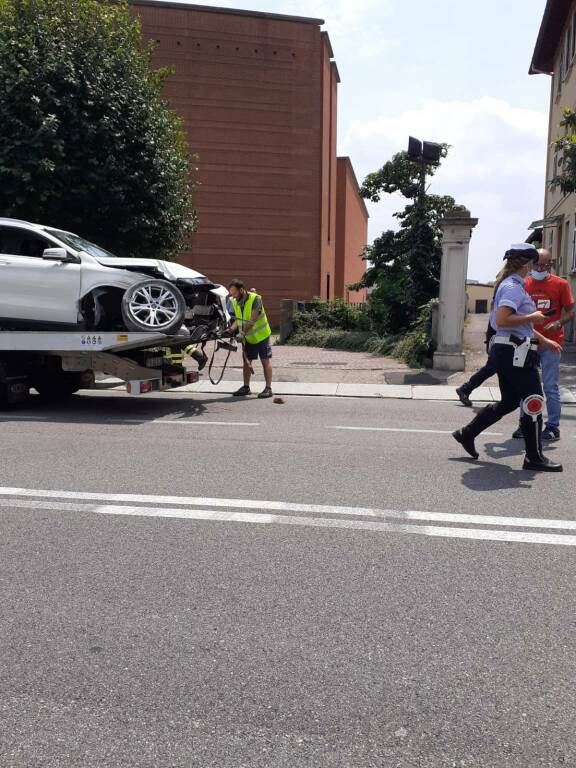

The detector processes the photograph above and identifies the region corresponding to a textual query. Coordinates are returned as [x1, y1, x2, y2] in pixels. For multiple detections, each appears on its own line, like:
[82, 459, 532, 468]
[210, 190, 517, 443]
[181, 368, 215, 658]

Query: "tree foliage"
[551, 107, 576, 195]
[0, 0, 196, 259]
[352, 149, 463, 335]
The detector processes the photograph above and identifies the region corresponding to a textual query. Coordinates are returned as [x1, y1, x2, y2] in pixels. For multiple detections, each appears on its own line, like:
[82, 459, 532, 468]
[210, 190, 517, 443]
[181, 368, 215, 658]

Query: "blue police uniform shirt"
[490, 274, 536, 338]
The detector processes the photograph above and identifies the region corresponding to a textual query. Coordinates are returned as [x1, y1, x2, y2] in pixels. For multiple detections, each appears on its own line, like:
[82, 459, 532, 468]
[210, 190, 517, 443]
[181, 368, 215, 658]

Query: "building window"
[553, 150, 559, 180]
[558, 52, 564, 93]
[563, 219, 570, 275]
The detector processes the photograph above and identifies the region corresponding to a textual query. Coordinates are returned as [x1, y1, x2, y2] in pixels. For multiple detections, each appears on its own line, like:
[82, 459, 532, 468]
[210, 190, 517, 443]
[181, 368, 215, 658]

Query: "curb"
[96, 378, 576, 404]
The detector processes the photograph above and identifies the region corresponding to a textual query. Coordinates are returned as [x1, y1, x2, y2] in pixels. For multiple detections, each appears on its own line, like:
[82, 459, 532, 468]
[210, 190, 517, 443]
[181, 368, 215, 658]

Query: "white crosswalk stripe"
[1, 486, 576, 547]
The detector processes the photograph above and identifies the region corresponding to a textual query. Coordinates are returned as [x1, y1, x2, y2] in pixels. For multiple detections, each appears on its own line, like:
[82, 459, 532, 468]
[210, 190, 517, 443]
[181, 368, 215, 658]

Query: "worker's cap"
[504, 243, 539, 263]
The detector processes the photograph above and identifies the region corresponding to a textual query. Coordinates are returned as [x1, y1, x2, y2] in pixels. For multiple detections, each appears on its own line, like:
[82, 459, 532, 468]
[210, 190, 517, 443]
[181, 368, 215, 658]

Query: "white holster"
[512, 338, 531, 368]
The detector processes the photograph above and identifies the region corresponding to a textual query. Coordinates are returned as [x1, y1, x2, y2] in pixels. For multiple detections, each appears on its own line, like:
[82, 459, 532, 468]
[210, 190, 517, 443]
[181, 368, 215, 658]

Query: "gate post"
[433, 208, 478, 371]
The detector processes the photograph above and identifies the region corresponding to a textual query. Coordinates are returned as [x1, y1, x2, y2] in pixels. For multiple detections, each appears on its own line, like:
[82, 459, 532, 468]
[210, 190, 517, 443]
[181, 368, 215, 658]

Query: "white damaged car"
[0, 217, 229, 339]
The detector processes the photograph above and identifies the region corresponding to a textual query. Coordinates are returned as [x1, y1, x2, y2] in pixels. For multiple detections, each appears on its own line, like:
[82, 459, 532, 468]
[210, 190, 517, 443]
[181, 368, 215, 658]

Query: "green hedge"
[293, 299, 370, 333]
[286, 299, 437, 368]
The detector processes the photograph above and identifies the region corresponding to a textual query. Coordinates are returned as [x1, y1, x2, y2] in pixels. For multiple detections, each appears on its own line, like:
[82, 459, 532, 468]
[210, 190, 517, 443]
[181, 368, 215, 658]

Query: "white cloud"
[340, 96, 550, 282]
[344, 96, 548, 146]
[284, 0, 392, 37]
[182, 0, 396, 59]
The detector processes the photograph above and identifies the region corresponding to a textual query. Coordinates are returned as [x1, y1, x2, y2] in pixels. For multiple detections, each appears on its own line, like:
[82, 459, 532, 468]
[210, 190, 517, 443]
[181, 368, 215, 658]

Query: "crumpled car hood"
[94, 256, 206, 280]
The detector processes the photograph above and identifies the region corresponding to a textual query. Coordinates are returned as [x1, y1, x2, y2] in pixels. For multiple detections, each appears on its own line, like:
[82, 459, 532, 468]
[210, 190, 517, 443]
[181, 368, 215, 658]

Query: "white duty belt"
[491, 335, 538, 367]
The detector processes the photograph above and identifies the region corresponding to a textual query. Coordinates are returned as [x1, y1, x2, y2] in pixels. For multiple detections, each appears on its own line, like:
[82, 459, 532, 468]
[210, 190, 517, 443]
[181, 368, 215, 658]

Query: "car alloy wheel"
[121, 279, 186, 334]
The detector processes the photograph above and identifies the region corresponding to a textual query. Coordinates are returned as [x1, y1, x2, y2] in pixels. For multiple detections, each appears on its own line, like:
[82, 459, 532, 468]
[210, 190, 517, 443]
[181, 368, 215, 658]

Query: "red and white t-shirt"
[524, 274, 574, 344]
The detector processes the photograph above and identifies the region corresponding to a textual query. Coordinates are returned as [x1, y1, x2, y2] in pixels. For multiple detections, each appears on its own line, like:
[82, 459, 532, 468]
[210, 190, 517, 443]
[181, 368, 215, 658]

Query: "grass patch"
[287, 329, 397, 355]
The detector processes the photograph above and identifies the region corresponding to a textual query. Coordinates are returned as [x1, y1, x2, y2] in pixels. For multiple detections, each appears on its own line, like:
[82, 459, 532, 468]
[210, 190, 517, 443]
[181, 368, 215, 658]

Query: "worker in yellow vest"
[228, 279, 273, 398]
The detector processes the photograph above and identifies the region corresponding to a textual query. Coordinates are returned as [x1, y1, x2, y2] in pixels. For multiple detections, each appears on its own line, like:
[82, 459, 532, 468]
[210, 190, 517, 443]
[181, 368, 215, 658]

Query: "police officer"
[455, 315, 496, 407]
[453, 243, 563, 472]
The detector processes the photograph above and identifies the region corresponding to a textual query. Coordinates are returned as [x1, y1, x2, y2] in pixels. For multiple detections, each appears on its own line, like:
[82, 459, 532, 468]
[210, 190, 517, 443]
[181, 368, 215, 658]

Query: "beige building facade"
[531, 0, 576, 321]
[466, 281, 494, 314]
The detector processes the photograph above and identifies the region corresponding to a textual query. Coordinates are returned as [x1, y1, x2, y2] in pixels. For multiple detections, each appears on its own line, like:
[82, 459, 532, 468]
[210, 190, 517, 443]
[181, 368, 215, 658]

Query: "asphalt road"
[1, 391, 575, 767]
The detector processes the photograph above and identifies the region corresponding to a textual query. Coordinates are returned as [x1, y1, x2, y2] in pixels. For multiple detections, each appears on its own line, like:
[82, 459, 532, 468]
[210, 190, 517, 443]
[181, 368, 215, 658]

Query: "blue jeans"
[539, 348, 561, 429]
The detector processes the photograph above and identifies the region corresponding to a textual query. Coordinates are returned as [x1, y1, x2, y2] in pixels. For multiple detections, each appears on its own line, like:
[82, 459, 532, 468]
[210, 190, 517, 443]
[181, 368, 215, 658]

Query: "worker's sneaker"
[233, 385, 251, 397]
[512, 426, 523, 439]
[456, 387, 472, 407]
[542, 426, 560, 442]
[258, 386, 273, 399]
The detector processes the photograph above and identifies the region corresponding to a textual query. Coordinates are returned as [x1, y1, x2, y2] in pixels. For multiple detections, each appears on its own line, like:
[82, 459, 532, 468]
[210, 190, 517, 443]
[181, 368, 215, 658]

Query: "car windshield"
[45, 228, 118, 260]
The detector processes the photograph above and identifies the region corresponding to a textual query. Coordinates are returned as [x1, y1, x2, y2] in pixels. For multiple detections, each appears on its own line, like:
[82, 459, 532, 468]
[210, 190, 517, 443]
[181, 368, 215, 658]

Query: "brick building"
[130, 1, 368, 322]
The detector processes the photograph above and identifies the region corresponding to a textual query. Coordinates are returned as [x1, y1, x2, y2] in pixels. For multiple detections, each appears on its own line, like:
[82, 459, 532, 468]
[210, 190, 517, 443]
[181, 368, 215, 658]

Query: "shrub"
[293, 299, 370, 333]
[390, 300, 437, 367]
[0, 0, 196, 259]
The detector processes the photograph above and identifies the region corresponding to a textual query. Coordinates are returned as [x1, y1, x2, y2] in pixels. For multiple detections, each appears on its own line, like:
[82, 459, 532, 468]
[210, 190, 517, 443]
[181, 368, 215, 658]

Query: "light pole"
[407, 136, 443, 210]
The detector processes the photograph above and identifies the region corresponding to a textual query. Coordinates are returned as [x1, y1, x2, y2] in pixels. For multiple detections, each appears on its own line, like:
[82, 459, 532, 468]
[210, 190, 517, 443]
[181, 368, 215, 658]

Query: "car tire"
[121, 279, 186, 335]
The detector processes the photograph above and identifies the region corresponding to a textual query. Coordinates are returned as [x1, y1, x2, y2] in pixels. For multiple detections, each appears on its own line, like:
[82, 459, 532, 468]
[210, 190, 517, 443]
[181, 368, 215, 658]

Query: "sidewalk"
[197, 314, 576, 400]
[173, 379, 576, 403]
[98, 315, 576, 403]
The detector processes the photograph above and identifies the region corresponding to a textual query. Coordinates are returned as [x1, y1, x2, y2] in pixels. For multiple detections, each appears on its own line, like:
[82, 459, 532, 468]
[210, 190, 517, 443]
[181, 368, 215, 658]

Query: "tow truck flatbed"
[0, 331, 191, 353]
[0, 330, 204, 407]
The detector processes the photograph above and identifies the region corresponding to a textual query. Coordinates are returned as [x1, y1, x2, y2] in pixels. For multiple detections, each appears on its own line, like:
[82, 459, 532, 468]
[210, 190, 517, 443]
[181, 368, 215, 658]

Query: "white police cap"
[504, 243, 539, 262]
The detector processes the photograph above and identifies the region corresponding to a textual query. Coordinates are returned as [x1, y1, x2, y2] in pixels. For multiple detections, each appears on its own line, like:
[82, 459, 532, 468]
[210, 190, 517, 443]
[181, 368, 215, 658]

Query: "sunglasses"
[533, 262, 555, 270]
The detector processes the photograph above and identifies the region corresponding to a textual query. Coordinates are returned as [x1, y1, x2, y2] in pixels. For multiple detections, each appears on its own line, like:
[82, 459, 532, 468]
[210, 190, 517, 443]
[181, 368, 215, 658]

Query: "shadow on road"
[449, 457, 535, 491]
[0, 392, 246, 425]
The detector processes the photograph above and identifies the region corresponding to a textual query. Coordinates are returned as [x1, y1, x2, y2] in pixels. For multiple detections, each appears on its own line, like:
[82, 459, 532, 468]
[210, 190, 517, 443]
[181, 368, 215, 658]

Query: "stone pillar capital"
[439, 211, 479, 246]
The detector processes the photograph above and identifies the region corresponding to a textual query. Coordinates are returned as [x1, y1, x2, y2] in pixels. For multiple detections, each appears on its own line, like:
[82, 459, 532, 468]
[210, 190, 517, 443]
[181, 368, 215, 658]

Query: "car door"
[0, 227, 81, 325]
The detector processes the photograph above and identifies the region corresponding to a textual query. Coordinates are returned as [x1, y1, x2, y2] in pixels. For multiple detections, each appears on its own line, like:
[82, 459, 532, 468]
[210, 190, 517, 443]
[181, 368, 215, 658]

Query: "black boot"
[512, 422, 523, 439]
[521, 416, 563, 472]
[190, 347, 208, 371]
[456, 386, 472, 407]
[452, 404, 502, 460]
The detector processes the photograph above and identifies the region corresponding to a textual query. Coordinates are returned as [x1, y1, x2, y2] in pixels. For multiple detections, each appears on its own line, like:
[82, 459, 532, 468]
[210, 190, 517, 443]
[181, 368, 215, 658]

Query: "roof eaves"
[530, 0, 572, 75]
[129, 0, 324, 26]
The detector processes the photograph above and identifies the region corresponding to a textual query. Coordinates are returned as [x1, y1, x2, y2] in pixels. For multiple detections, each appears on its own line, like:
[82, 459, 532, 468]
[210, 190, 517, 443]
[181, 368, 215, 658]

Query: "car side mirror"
[42, 247, 69, 261]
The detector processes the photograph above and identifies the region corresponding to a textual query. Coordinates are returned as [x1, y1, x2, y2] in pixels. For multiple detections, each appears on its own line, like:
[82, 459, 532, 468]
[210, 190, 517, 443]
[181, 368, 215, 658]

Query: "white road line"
[4, 497, 576, 547]
[150, 420, 260, 427]
[0, 486, 575, 531]
[0, 418, 259, 427]
[329, 426, 503, 436]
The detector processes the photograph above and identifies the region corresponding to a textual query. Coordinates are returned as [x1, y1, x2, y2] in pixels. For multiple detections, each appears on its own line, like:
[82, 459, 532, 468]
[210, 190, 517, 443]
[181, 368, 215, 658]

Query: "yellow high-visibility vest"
[231, 292, 271, 344]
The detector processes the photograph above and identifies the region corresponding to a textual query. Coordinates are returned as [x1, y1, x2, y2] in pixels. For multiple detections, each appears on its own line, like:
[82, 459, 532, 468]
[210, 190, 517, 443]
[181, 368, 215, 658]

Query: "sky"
[171, 0, 551, 283]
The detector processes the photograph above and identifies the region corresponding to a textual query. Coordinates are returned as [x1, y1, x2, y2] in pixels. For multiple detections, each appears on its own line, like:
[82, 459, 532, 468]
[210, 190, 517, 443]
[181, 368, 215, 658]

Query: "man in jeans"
[511, 249, 574, 441]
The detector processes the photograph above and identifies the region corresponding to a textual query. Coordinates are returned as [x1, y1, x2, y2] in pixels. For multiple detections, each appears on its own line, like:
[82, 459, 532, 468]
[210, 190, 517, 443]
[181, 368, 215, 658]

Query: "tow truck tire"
[34, 372, 90, 401]
[121, 279, 186, 335]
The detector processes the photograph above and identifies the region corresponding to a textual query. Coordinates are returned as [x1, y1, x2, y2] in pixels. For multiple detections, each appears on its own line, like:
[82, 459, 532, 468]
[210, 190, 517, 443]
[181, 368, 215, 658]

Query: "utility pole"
[407, 136, 442, 217]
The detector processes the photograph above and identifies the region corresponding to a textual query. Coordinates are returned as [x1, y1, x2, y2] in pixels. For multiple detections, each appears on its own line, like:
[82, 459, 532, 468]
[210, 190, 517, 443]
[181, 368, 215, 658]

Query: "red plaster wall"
[335, 157, 368, 302]
[131, 2, 335, 323]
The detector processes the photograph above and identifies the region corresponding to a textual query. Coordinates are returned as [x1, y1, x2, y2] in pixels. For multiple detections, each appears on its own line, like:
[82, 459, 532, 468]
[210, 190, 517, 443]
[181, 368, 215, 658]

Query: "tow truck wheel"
[121, 279, 186, 335]
[33, 371, 91, 401]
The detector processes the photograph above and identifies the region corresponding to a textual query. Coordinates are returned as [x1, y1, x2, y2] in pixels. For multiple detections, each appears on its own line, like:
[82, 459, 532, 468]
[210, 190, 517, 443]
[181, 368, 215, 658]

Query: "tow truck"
[0, 330, 232, 408]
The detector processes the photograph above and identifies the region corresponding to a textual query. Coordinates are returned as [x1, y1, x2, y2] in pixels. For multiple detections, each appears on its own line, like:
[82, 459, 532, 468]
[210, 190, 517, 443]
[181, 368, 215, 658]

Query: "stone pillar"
[279, 299, 298, 344]
[433, 209, 478, 371]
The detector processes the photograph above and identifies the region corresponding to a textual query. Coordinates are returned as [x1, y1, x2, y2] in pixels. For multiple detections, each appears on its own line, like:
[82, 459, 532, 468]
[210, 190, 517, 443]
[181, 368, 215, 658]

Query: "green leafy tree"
[551, 107, 576, 194]
[353, 149, 462, 334]
[0, 0, 196, 259]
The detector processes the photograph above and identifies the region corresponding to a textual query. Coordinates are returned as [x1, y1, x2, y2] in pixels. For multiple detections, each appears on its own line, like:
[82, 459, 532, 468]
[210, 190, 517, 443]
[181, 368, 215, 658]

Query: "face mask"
[531, 270, 549, 281]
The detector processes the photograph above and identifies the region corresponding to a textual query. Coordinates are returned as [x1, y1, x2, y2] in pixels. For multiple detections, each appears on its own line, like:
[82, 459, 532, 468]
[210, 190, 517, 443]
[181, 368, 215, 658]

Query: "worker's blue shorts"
[245, 337, 273, 361]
